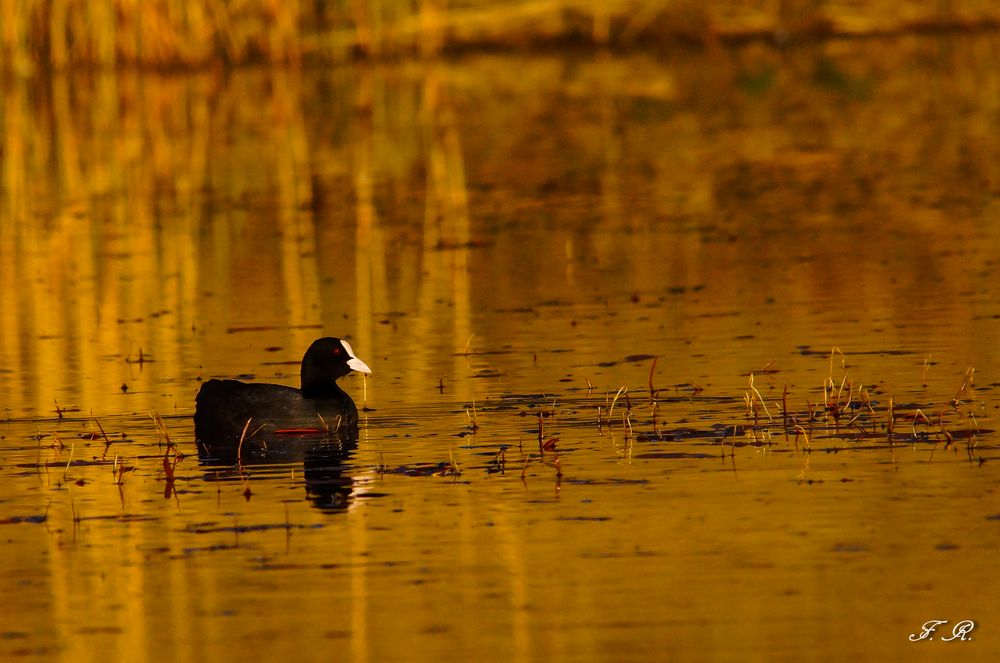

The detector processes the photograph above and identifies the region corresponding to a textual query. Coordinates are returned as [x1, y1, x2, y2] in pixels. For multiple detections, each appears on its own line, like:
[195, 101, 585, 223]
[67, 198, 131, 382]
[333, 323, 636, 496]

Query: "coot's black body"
[195, 379, 360, 438]
[194, 337, 371, 463]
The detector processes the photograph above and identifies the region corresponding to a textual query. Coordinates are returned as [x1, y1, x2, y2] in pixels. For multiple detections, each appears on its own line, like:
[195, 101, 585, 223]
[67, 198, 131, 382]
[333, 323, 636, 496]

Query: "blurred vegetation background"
[2, 0, 1000, 71]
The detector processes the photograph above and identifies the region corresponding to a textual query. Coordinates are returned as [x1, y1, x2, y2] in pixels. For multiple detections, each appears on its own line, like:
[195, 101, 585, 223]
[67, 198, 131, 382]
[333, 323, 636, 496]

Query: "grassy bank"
[2, 0, 1000, 72]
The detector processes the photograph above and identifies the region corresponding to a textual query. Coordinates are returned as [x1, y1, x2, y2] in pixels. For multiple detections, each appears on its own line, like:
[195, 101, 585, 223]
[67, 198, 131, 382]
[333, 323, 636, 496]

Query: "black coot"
[194, 337, 372, 457]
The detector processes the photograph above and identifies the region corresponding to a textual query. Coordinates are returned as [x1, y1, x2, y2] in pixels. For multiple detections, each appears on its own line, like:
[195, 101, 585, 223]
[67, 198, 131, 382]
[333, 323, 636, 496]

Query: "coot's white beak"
[341, 340, 372, 375]
[347, 356, 372, 375]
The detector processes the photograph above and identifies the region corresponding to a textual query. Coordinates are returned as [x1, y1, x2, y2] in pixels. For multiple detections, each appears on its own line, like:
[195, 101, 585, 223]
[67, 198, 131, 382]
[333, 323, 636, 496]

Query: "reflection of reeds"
[3, 35, 1000, 423]
[8, 1, 998, 69]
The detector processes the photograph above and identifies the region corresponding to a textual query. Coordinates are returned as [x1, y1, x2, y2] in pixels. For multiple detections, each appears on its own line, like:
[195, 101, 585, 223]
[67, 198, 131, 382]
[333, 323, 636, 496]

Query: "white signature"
[909, 620, 975, 642]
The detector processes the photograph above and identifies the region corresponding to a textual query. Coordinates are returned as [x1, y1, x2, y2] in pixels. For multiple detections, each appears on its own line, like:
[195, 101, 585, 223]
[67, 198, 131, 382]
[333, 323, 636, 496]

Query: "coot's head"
[301, 337, 371, 397]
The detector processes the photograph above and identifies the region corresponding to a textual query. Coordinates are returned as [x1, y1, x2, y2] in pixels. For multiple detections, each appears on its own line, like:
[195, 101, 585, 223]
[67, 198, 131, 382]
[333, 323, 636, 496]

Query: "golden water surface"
[2, 35, 1000, 661]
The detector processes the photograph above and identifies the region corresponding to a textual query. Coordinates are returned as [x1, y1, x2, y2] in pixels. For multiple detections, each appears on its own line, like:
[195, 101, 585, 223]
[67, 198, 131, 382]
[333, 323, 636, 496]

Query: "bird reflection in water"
[195, 421, 360, 512]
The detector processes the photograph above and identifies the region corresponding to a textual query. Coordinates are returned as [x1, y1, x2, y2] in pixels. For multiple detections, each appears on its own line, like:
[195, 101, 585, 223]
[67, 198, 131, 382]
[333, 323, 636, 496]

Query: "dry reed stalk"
[162, 451, 176, 482]
[781, 383, 789, 432]
[968, 409, 980, 435]
[149, 411, 182, 458]
[647, 356, 658, 400]
[846, 409, 868, 436]
[93, 417, 111, 446]
[112, 453, 133, 486]
[966, 409, 980, 460]
[937, 409, 954, 449]
[859, 386, 878, 427]
[911, 409, 931, 440]
[953, 367, 975, 405]
[793, 424, 810, 451]
[887, 397, 895, 438]
[236, 417, 253, 469]
[746, 374, 772, 423]
[467, 395, 479, 431]
[607, 386, 627, 424]
[446, 447, 461, 477]
[63, 442, 75, 483]
[375, 444, 388, 475]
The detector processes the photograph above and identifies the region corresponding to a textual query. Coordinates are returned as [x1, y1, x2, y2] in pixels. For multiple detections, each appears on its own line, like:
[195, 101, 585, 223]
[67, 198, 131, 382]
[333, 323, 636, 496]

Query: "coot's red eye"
[333, 347, 342, 355]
